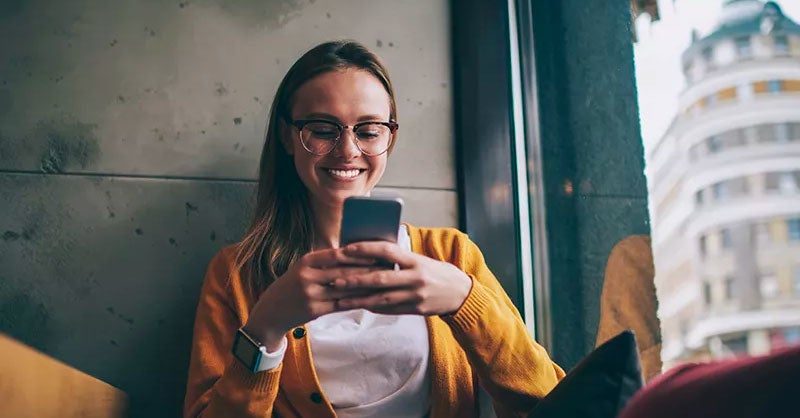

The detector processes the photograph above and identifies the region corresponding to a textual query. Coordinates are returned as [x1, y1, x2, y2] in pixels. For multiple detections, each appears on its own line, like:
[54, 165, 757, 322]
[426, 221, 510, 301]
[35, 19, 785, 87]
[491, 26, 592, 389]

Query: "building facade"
[647, 0, 800, 365]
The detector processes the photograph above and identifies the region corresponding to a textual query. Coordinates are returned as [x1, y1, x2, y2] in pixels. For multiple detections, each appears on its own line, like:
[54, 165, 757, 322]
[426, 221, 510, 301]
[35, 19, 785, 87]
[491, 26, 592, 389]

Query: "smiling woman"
[183, 41, 564, 418]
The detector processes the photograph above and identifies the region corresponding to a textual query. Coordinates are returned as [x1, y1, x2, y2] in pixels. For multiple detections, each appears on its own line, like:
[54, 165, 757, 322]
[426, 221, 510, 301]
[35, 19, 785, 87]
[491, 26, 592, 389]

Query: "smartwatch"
[232, 327, 265, 372]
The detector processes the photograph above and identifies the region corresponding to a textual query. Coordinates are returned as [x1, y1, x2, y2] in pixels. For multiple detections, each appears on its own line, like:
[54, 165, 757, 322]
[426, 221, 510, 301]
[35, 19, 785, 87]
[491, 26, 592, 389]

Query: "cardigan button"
[310, 392, 323, 404]
[292, 328, 306, 339]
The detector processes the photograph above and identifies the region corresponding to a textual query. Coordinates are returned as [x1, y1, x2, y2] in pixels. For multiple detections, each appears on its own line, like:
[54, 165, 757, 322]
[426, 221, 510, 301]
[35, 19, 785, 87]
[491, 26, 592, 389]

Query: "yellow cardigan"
[184, 226, 564, 418]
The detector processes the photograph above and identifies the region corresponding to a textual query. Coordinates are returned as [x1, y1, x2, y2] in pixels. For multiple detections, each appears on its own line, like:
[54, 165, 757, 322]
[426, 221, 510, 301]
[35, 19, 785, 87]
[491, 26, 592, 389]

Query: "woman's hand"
[332, 241, 473, 316]
[243, 248, 378, 350]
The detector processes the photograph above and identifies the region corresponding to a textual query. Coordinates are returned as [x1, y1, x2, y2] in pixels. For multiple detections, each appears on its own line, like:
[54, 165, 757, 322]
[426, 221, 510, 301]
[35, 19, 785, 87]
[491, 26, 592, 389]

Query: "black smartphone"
[340, 195, 403, 268]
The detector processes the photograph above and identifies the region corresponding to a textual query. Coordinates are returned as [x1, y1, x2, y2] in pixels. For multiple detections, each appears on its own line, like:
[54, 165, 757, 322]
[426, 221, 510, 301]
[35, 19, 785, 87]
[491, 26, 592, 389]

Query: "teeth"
[327, 169, 361, 178]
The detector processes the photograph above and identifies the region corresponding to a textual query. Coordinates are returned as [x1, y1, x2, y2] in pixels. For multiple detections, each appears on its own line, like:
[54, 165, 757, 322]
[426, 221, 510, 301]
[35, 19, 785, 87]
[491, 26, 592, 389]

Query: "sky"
[634, 0, 800, 150]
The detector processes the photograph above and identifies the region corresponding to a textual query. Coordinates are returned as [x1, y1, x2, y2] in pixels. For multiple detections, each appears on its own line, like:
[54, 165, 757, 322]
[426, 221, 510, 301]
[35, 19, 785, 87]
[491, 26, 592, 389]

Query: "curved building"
[646, 0, 800, 365]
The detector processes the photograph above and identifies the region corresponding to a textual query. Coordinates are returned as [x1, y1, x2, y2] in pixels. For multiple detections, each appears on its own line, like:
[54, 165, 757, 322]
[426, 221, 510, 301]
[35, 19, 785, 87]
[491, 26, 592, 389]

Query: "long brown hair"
[235, 40, 398, 292]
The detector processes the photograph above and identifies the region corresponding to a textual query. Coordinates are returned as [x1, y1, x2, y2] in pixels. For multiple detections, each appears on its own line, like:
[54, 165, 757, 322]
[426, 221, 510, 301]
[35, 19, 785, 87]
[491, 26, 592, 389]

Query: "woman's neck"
[311, 199, 343, 250]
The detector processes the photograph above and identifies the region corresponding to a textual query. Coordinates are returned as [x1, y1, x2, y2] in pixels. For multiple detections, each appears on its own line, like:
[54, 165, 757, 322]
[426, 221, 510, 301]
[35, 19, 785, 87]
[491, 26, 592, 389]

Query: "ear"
[279, 120, 294, 155]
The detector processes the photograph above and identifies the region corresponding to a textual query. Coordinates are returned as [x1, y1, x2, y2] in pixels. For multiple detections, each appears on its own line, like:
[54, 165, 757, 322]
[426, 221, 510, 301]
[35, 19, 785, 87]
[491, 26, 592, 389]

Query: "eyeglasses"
[287, 118, 398, 156]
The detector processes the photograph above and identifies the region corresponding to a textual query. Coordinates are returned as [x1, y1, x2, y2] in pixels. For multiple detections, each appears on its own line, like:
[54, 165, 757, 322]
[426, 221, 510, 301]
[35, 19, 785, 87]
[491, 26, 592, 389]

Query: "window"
[695, 190, 704, 206]
[702, 45, 714, 63]
[794, 267, 800, 296]
[768, 79, 783, 93]
[789, 122, 800, 141]
[779, 172, 797, 193]
[715, 129, 747, 150]
[703, 281, 713, 306]
[765, 172, 781, 193]
[735, 36, 753, 59]
[708, 135, 720, 153]
[724, 276, 735, 300]
[776, 123, 789, 143]
[713, 181, 730, 201]
[788, 218, 800, 242]
[774, 34, 789, 55]
[721, 334, 748, 355]
[699, 235, 708, 258]
[785, 327, 800, 345]
[756, 123, 776, 143]
[721, 228, 733, 249]
[759, 272, 779, 299]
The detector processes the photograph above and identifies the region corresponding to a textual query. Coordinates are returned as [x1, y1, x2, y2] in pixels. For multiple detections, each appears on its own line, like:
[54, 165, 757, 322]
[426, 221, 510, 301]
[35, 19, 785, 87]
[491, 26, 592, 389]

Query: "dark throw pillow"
[528, 330, 644, 418]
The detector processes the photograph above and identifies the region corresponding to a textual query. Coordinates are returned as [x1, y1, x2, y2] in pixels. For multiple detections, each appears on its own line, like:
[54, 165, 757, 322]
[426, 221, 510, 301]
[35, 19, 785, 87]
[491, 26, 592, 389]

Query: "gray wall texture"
[0, 1, 455, 416]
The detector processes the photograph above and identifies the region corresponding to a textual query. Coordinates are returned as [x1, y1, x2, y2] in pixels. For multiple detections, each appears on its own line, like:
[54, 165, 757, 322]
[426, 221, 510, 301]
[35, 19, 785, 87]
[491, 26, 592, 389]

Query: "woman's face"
[284, 68, 392, 208]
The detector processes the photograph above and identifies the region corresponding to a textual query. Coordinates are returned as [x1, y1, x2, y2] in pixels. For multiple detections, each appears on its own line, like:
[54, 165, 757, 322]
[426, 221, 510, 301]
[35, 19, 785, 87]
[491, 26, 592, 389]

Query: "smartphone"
[340, 195, 403, 245]
[340, 195, 403, 268]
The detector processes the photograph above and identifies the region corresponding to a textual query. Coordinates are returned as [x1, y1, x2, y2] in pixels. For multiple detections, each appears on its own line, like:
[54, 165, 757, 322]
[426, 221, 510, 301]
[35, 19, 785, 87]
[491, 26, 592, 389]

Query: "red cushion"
[618, 345, 800, 418]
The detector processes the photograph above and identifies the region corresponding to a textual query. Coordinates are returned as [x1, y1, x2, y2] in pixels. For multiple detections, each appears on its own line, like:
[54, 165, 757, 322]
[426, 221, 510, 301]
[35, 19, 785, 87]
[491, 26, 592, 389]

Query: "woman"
[184, 40, 564, 418]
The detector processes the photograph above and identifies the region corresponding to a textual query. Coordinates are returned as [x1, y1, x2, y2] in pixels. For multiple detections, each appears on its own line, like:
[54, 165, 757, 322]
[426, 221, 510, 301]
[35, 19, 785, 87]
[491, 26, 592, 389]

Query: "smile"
[325, 168, 365, 179]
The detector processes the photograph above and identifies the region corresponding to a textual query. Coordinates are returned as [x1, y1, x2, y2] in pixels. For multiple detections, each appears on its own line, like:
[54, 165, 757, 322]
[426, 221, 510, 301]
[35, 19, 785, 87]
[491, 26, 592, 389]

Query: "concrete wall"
[0, 1, 455, 416]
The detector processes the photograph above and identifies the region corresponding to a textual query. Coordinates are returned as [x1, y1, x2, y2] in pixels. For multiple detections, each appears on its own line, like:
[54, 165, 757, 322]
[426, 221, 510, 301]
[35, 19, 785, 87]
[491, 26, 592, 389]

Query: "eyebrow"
[300, 112, 388, 123]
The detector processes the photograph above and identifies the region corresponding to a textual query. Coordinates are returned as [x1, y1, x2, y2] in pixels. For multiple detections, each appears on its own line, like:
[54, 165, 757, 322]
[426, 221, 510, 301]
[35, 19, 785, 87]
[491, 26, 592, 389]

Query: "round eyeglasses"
[288, 119, 398, 156]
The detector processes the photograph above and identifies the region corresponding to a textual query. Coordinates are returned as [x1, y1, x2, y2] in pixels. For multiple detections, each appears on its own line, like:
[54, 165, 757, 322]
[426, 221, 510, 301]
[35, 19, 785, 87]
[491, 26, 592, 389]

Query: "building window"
[774, 34, 789, 55]
[707, 135, 720, 152]
[765, 172, 781, 193]
[724, 276, 735, 300]
[756, 123, 776, 142]
[721, 334, 748, 356]
[700, 235, 708, 258]
[735, 36, 753, 59]
[776, 123, 789, 143]
[779, 172, 797, 193]
[788, 218, 800, 242]
[789, 122, 800, 141]
[695, 190, 703, 206]
[713, 181, 731, 201]
[702, 45, 714, 63]
[703, 281, 713, 306]
[785, 327, 800, 345]
[794, 267, 800, 296]
[768, 79, 783, 93]
[759, 272, 779, 299]
[721, 228, 733, 249]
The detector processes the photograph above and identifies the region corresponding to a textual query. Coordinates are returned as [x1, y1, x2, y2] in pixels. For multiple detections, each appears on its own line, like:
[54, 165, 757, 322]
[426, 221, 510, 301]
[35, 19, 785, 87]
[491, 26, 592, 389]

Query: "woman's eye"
[312, 130, 337, 138]
[357, 131, 380, 139]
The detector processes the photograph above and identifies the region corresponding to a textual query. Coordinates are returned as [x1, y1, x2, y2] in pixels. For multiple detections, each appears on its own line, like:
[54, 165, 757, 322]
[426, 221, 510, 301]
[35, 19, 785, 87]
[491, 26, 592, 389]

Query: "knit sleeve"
[183, 249, 282, 418]
[443, 233, 565, 418]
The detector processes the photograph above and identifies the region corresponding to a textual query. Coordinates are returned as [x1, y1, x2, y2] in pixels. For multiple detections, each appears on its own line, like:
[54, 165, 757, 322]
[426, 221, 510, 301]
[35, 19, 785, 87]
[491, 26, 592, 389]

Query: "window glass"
[734, 36, 753, 58]
[634, 1, 800, 368]
[788, 218, 800, 242]
[774, 34, 789, 55]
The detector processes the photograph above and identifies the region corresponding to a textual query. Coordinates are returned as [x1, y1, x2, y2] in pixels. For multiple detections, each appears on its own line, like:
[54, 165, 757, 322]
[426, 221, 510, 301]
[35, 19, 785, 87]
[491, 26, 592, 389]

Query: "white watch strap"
[256, 336, 288, 372]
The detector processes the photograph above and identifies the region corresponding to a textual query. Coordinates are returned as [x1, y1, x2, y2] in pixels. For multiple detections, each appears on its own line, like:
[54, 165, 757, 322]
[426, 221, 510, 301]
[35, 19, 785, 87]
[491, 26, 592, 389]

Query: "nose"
[332, 128, 362, 159]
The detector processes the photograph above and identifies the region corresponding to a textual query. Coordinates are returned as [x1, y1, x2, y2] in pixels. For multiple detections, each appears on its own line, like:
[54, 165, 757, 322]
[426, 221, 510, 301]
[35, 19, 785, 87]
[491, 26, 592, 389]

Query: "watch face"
[233, 329, 261, 371]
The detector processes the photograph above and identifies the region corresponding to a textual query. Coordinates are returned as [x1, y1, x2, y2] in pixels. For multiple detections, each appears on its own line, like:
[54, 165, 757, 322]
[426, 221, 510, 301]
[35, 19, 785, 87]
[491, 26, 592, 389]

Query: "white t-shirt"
[307, 225, 431, 418]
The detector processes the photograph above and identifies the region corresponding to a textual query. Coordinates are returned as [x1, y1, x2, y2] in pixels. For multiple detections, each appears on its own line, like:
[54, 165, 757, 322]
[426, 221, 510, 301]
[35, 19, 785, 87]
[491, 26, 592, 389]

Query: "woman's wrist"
[242, 320, 288, 352]
[444, 271, 473, 316]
